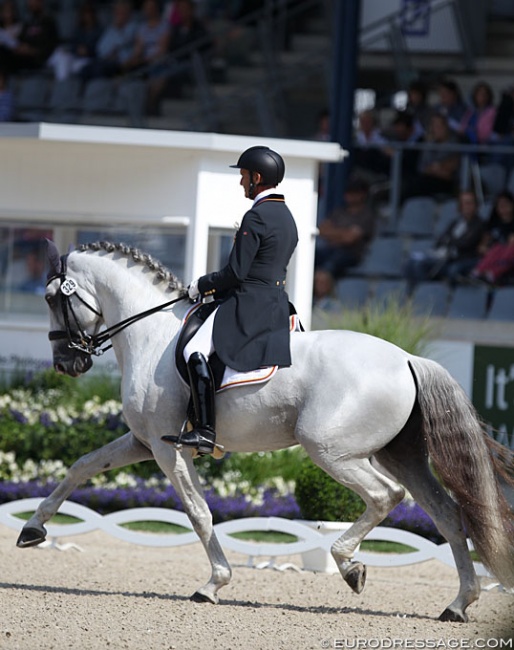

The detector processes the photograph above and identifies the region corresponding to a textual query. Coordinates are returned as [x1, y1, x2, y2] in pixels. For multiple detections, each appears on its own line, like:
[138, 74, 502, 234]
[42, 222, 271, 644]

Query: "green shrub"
[313, 295, 436, 357]
[194, 447, 308, 486]
[295, 458, 366, 522]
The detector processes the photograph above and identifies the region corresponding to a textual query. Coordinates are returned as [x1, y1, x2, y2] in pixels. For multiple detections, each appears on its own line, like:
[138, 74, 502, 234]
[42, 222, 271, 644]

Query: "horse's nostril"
[54, 362, 65, 374]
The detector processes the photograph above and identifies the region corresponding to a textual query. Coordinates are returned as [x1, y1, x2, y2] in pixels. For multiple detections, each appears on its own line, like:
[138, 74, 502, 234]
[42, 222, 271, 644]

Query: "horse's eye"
[45, 294, 54, 306]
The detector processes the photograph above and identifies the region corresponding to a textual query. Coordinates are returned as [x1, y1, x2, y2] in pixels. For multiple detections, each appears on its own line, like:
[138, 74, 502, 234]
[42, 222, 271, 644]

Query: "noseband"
[47, 254, 187, 357]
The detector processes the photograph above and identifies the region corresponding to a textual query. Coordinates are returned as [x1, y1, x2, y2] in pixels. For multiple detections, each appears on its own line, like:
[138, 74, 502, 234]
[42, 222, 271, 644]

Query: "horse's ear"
[46, 239, 61, 278]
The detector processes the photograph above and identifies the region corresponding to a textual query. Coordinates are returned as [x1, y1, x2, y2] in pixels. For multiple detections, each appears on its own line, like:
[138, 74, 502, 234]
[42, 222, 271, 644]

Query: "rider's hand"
[188, 279, 200, 301]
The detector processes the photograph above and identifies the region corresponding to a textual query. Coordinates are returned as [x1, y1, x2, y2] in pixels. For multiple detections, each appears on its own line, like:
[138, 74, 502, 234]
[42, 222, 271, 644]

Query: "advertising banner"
[472, 345, 514, 451]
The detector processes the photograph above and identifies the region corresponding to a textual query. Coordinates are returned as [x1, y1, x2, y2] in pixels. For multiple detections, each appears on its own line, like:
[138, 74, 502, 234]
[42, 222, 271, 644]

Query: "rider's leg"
[162, 309, 217, 454]
[176, 351, 217, 453]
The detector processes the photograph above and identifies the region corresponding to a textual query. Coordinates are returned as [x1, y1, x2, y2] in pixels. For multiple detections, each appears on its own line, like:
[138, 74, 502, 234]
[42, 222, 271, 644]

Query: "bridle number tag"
[61, 278, 78, 296]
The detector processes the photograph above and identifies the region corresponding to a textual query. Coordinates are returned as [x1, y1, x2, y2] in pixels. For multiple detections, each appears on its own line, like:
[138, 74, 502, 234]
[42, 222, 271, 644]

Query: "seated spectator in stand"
[404, 190, 485, 291]
[352, 109, 390, 182]
[490, 86, 514, 169]
[0, 0, 22, 50]
[48, 2, 103, 80]
[459, 81, 497, 146]
[434, 78, 467, 133]
[0, 0, 58, 73]
[405, 79, 433, 137]
[81, 0, 138, 79]
[402, 113, 460, 201]
[469, 191, 514, 285]
[124, 0, 169, 73]
[315, 177, 378, 279]
[383, 111, 424, 189]
[146, 0, 210, 113]
[312, 268, 342, 314]
[0, 67, 13, 120]
[17, 248, 46, 295]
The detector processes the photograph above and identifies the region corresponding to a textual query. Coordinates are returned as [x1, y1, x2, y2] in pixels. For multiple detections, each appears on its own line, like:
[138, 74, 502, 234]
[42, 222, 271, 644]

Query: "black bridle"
[47, 254, 187, 357]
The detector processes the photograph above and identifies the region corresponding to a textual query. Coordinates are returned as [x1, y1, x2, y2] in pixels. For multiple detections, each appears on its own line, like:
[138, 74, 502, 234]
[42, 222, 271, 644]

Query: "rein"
[47, 254, 187, 357]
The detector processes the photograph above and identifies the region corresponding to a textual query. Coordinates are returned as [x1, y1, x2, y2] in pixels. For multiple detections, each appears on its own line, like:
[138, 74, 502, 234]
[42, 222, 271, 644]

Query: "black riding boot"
[162, 352, 216, 455]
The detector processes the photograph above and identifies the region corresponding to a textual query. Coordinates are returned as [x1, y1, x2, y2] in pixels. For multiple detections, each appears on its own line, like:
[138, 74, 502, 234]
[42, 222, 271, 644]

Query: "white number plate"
[61, 278, 78, 296]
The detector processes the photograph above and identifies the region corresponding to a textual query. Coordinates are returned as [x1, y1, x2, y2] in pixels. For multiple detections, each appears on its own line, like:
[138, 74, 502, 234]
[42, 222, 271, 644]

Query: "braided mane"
[78, 241, 185, 293]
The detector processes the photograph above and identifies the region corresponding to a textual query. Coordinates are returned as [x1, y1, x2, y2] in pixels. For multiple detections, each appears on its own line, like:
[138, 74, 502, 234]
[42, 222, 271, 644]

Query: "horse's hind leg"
[313, 455, 405, 594]
[17, 431, 153, 548]
[375, 434, 480, 622]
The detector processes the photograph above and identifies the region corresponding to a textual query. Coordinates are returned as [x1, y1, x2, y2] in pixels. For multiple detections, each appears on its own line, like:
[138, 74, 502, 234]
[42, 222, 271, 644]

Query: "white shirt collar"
[252, 187, 279, 206]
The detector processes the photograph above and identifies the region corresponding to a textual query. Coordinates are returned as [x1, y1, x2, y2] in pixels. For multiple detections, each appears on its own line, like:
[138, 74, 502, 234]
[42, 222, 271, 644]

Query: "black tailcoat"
[197, 194, 298, 372]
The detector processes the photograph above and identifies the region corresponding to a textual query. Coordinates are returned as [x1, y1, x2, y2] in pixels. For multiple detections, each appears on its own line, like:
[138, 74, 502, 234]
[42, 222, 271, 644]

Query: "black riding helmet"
[230, 146, 285, 186]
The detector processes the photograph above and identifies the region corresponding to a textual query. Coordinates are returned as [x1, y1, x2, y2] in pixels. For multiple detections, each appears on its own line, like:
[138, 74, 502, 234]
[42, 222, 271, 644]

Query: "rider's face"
[240, 169, 262, 199]
[240, 169, 252, 198]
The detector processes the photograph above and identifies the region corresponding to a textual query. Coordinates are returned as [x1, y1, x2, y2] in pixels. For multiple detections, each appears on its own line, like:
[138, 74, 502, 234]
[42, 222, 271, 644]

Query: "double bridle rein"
[47, 254, 187, 357]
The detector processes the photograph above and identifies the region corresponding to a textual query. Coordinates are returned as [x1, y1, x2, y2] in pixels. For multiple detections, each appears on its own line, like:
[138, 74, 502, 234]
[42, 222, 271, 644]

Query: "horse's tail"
[408, 356, 514, 588]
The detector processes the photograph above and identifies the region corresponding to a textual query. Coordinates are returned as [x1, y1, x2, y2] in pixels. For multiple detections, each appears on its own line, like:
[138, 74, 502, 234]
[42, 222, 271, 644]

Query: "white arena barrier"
[0, 498, 491, 578]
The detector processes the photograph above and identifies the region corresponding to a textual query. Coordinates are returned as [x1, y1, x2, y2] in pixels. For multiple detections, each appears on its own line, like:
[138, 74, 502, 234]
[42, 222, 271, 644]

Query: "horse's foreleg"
[17, 432, 153, 548]
[315, 456, 405, 594]
[154, 442, 231, 604]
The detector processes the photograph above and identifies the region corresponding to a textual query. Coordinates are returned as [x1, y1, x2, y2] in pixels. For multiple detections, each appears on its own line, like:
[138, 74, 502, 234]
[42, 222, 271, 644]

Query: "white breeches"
[183, 306, 218, 363]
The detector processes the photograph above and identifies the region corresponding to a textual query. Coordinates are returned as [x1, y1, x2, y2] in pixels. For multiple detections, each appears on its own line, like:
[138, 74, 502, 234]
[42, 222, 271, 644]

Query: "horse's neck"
[79, 253, 185, 369]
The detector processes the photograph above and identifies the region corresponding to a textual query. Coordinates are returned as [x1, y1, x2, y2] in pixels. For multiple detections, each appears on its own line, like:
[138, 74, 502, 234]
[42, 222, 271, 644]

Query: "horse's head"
[45, 240, 103, 377]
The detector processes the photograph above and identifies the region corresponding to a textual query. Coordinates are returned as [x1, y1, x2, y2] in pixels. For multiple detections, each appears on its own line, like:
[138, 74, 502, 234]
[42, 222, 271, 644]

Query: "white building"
[0, 123, 345, 376]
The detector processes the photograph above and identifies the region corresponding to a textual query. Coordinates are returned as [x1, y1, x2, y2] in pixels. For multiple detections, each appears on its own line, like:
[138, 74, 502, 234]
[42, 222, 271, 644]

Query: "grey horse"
[16, 241, 514, 622]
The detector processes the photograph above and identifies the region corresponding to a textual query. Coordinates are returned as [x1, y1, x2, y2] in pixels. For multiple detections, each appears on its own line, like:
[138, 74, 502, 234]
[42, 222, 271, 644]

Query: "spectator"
[315, 177, 378, 279]
[146, 0, 210, 113]
[434, 78, 467, 133]
[17, 248, 46, 295]
[352, 109, 390, 181]
[405, 79, 433, 137]
[48, 2, 102, 80]
[0, 0, 22, 50]
[488, 86, 514, 171]
[459, 81, 497, 145]
[312, 268, 342, 313]
[403, 113, 460, 200]
[124, 0, 169, 73]
[404, 190, 485, 291]
[383, 111, 424, 188]
[0, 67, 13, 120]
[0, 0, 58, 73]
[469, 191, 514, 284]
[81, 0, 138, 79]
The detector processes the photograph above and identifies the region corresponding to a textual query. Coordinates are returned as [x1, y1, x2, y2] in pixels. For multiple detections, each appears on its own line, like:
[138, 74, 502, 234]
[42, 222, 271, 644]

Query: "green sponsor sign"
[473, 345, 514, 451]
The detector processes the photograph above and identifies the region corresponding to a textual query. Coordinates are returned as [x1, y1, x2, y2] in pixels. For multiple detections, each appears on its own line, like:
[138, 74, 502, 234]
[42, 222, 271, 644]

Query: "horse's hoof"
[438, 607, 468, 623]
[343, 562, 367, 594]
[190, 591, 217, 604]
[16, 526, 47, 548]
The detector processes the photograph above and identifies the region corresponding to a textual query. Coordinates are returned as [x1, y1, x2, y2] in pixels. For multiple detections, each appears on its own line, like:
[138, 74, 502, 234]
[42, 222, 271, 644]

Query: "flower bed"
[0, 452, 442, 541]
[0, 373, 443, 542]
[0, 476, 301, 524]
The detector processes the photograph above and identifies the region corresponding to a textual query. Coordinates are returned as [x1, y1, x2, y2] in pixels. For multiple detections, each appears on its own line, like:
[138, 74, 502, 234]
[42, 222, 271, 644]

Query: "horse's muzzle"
[54, 350, 93, 377]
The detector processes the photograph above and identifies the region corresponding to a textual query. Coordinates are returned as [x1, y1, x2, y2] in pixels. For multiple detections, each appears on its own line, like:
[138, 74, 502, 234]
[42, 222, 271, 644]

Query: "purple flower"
[10, 409, 28, 424]
[39, 412, 53, 427]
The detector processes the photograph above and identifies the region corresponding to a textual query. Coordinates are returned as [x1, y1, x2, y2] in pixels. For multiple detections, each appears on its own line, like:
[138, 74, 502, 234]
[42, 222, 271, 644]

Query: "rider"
[162, 145, 299, 455]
